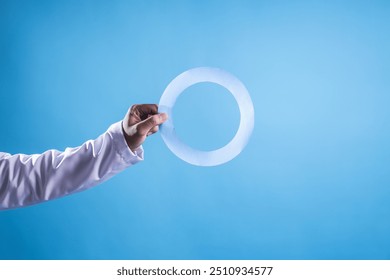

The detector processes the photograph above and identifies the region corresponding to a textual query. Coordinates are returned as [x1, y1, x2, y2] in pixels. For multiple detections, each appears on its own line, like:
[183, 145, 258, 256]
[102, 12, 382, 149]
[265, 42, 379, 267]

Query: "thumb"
[137, 113, 168, 135]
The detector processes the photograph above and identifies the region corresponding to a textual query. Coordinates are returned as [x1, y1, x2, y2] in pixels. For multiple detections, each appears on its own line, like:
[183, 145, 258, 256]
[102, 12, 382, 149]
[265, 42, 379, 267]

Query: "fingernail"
[160, 113, 168, 121]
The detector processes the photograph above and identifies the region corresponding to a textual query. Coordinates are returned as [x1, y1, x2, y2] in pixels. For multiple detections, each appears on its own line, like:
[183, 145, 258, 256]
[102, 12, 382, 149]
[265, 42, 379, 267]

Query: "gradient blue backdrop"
[1, 0, 389, 259]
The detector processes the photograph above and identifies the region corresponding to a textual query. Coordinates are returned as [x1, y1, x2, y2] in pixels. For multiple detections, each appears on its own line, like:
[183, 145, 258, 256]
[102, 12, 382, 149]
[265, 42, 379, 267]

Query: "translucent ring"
[159, 67, 254, 166]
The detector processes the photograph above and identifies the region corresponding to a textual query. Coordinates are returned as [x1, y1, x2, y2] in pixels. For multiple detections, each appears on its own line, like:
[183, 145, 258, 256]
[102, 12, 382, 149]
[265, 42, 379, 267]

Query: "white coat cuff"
[108, 121, 144, 165]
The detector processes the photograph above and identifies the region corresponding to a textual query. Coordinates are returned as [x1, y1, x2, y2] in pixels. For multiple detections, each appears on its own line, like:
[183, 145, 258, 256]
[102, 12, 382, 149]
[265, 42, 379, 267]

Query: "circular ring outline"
[159, 67, 254, 166]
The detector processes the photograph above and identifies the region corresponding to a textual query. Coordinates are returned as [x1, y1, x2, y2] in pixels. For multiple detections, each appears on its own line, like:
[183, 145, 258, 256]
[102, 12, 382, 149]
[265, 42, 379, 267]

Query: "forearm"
[0, 121, 143, 210]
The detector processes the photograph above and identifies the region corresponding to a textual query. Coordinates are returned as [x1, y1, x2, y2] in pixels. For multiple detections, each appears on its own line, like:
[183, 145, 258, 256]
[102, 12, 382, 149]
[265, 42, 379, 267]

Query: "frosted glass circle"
[159, 67, 254, 166]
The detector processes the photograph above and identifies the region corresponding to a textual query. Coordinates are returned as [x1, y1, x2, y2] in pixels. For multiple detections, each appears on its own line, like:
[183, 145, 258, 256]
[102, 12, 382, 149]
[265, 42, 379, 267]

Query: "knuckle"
[130, 104, 138, 111]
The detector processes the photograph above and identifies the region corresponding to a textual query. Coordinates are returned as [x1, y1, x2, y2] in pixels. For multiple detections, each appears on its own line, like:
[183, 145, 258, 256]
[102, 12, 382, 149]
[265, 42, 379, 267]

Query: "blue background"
[1, 0, 389, 259]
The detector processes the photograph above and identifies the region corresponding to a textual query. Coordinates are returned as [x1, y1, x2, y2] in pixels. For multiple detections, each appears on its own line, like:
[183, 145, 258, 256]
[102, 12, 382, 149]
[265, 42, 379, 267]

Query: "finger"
[127, 104, 159, 127]
[131, 104, 158, 119]
[137, 113, 168, 135]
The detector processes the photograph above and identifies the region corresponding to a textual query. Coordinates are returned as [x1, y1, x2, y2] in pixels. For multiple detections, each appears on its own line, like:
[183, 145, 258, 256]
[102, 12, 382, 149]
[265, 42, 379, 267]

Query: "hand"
[122, 104, 168, 151]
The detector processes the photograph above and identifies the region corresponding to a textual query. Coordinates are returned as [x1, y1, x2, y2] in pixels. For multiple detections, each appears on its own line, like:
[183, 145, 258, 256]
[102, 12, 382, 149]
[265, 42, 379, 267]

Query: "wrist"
[121, 121, 139, 152]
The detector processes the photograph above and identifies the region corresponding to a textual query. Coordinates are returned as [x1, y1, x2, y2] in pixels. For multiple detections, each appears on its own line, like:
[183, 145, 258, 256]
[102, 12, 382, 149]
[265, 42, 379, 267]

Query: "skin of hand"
[122, 104, 168, 152]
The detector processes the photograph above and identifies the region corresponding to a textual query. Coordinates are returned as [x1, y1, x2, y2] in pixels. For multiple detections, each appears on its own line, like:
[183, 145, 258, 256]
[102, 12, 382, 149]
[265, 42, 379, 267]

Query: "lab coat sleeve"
[0, 121, 143, 210]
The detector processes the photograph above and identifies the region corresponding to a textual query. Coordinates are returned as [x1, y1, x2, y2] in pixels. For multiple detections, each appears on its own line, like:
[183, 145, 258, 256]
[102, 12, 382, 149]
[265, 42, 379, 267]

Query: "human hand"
[122, 104, 168, 151]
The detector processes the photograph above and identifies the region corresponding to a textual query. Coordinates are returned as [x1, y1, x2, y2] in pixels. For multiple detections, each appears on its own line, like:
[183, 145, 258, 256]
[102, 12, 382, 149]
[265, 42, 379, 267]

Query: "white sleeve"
[0, 121, 143, 210]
